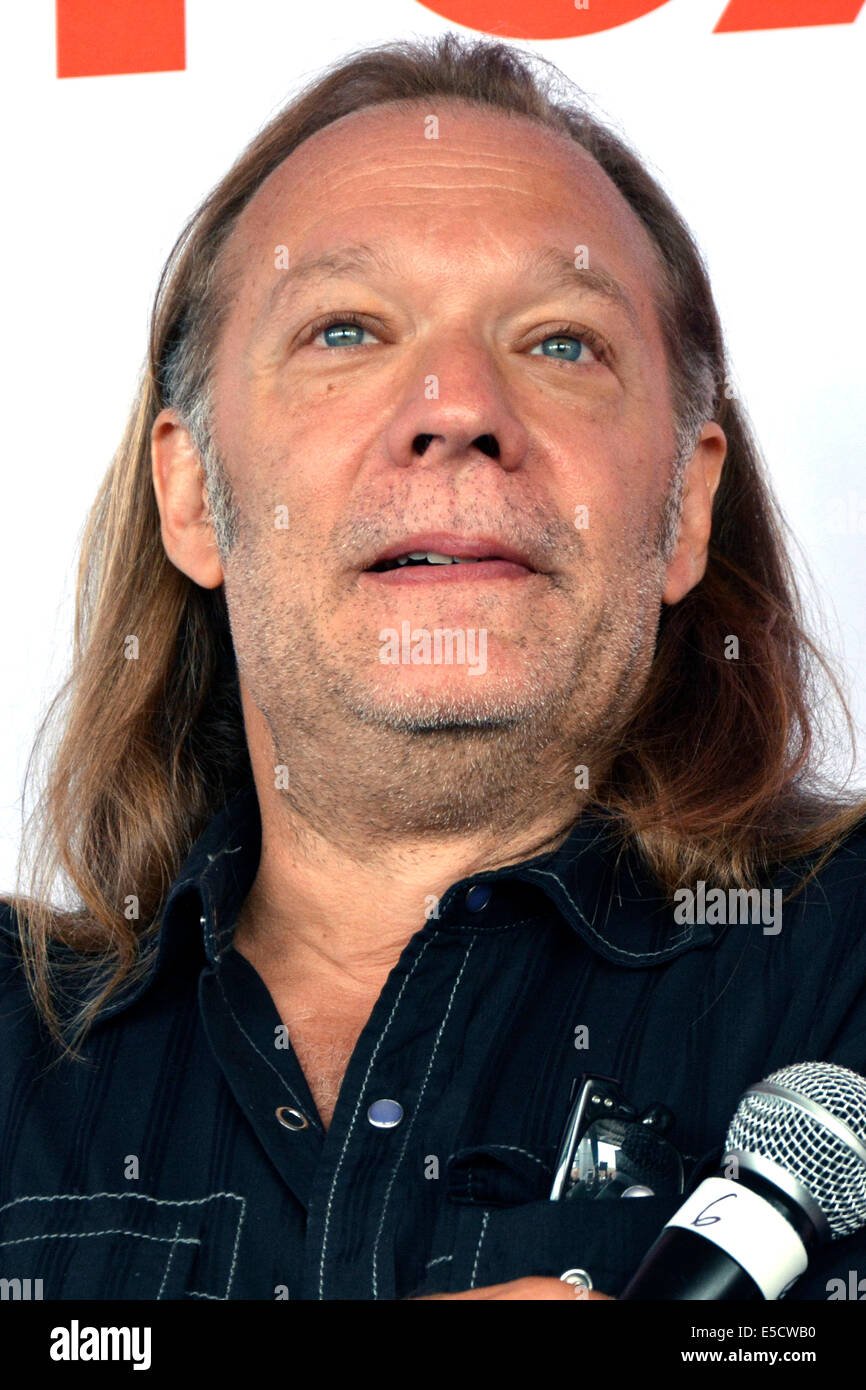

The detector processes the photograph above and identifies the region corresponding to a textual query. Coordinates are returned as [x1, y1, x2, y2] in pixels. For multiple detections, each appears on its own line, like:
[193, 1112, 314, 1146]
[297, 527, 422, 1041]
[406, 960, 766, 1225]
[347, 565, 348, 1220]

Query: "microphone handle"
[619, 1166, 822, 1301]
[619, 1226, 763, 1300]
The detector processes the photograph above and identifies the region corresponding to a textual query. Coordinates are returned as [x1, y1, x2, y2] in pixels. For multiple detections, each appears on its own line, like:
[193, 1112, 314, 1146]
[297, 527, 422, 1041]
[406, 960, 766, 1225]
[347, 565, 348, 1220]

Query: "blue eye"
[530, 334, 595, 363]
[316, 320, 374, 347]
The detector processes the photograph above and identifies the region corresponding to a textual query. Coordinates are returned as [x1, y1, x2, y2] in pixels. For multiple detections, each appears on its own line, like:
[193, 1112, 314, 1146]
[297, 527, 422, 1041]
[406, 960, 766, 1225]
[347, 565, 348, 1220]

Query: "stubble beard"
[223, 527, 668, 843]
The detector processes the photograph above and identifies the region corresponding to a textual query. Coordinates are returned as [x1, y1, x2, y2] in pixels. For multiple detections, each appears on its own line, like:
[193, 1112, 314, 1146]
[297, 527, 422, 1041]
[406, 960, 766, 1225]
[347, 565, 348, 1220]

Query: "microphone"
[619, 1061, 866, 1300]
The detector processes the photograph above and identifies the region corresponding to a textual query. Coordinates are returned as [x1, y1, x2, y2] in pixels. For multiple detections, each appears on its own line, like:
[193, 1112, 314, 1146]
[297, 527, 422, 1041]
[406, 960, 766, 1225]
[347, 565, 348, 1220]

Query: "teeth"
[398, 551, 481, 565]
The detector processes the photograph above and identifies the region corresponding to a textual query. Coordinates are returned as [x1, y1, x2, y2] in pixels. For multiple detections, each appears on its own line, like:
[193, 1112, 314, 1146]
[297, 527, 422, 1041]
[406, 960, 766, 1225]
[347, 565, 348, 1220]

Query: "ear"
[662, 422, 726, 606]
[151, 408, 224, 589]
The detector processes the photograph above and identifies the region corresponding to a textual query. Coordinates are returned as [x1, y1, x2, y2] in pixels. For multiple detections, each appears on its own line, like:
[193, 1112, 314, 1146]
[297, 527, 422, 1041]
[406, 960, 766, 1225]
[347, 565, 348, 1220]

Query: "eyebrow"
[516, 245, 641, 330]
[261, 244, 397, 322]
[260, 240, 641, 331]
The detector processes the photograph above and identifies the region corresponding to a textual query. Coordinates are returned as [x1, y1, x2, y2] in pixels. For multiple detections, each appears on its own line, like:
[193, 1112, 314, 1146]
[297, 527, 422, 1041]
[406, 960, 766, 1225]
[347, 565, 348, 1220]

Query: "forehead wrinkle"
[272, 99, 603, 183]
[243, 147, 565, 233]
[304, 159, 572, 183]
[243, 118, 614, 232]
[259, 174, 603, 213]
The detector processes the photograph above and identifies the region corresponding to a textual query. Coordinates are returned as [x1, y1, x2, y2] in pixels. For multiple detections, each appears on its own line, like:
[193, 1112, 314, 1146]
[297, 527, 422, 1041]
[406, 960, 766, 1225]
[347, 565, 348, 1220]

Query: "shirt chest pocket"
[418, 1142, 682, 1298]
[0, 1191, 246, 1300]
[424, 1193, 682, 1298]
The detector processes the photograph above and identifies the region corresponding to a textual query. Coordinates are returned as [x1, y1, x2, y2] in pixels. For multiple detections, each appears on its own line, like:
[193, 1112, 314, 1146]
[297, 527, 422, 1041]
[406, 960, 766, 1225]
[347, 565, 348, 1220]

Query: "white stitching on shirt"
[470, 1210, 490, 1289]
[0, 1191, 244, 1212]
[0, 1230, 201, 1247]
[220, 1191, 247, 1301]
[524, 866, 695, 958]
[317, 934, 436, 1300]
[441, 918, 533, 935]
[158, 1221, 185, 1299]
[0, 1191, 246, 1300]
[370, 940, 475, 1299]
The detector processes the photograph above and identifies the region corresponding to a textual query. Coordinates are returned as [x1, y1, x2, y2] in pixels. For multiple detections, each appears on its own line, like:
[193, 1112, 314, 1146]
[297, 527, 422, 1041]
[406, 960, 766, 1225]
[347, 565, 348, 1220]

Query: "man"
[2, 33, 865, 1303]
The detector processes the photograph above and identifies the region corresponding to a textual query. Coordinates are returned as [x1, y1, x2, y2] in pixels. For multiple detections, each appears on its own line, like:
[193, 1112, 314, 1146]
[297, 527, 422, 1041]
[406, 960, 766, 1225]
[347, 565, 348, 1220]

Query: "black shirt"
[2, 782, 866, 1301]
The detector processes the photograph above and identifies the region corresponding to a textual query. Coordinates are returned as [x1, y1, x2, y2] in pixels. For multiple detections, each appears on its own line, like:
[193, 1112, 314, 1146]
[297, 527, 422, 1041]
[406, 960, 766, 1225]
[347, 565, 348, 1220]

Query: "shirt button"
[367, 1099, 403, 1129]
[465, 884, 492, 912]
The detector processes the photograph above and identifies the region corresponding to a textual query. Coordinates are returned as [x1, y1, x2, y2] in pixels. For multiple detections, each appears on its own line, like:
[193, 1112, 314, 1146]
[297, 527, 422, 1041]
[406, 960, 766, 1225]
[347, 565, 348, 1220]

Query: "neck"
[231, 680, 612, 997]
[233, 777, 585, 999]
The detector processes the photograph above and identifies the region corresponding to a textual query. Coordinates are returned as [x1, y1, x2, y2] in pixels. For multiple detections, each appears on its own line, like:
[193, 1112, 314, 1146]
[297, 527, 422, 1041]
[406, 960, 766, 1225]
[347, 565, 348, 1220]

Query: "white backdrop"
[2, 0, 864, 887]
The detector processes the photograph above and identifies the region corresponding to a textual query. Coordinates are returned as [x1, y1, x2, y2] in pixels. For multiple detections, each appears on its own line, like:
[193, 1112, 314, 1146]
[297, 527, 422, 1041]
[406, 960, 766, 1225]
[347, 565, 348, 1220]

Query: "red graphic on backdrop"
[418, 0, 666, 40]
[415, 0, 864, 41]
[715, 0, 863, 30]
[55, 0, 863, 78]
[56, 0, 185, 78]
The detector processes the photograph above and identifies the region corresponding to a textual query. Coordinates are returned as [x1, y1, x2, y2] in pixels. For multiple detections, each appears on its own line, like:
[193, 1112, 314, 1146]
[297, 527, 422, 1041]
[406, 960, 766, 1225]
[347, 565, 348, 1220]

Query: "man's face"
[163, 99, 721, 835]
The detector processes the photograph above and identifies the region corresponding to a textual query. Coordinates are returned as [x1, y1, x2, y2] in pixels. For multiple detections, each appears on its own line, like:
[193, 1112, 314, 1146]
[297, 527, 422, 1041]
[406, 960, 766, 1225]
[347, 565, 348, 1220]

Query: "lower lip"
[361, 560, 535, 585]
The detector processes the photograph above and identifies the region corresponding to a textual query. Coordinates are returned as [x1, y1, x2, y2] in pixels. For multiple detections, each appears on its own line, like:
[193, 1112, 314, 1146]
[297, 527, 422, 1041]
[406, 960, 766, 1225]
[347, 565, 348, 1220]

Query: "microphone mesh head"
[725, 1062, 866, 1238]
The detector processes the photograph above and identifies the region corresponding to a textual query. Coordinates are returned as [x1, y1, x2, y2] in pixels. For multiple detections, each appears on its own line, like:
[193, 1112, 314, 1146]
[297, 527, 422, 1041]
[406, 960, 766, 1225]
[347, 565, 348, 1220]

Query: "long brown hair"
[6, 33, 865, 1060]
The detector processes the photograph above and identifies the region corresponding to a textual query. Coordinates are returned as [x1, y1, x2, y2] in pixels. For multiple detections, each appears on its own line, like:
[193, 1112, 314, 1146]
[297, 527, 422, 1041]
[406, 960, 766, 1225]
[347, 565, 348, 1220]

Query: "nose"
[383, 332, 530, 474]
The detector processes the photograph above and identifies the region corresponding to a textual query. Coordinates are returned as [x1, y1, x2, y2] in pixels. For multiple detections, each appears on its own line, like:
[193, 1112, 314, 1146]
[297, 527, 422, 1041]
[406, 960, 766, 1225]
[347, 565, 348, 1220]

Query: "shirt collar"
[89, 780, 716, 1024]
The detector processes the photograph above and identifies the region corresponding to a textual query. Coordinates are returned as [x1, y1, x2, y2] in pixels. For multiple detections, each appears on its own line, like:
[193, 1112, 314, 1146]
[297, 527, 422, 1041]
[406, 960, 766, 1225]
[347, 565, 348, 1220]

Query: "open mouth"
[360, 533, 541, 583]
[362, 552, 536, 586]
[364, 536, 539, 576]
[368, 550, 496, 573]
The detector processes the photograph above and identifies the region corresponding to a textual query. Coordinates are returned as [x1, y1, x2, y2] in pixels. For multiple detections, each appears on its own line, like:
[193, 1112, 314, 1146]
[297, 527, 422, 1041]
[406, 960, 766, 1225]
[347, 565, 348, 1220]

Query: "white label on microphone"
[664, 1176, 808, 1300]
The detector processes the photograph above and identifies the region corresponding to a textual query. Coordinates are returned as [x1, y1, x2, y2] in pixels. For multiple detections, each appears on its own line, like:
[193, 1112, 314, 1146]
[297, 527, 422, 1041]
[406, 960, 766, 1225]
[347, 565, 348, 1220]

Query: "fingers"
[411, 1276, 614, 1300]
